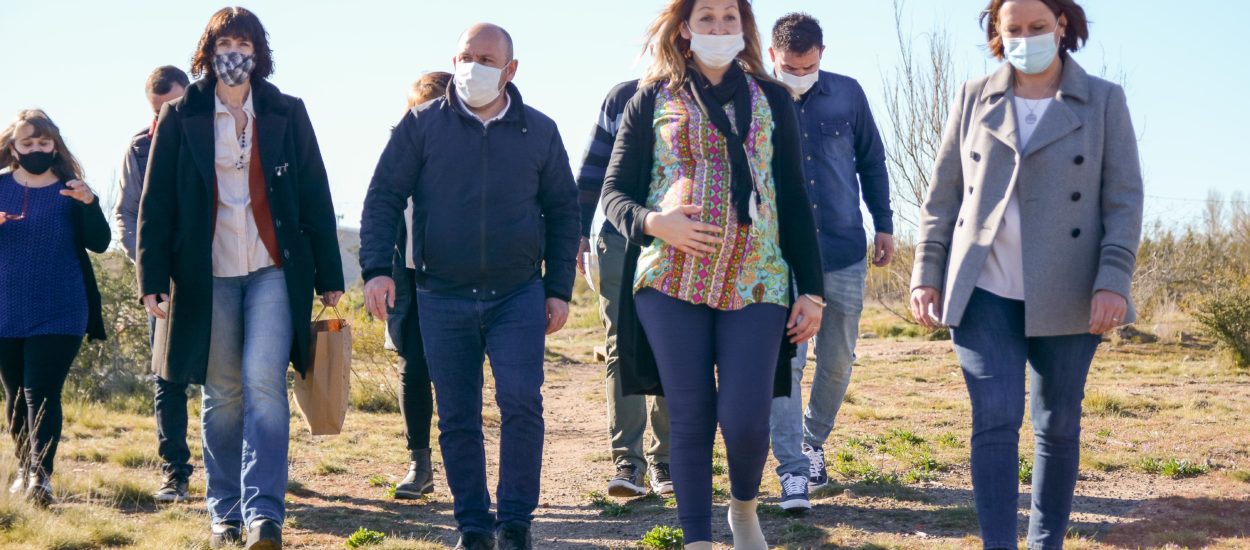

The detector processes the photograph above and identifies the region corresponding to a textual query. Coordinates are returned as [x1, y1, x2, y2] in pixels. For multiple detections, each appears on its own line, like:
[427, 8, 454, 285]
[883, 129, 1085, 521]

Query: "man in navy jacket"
[358, 23, 578, 550]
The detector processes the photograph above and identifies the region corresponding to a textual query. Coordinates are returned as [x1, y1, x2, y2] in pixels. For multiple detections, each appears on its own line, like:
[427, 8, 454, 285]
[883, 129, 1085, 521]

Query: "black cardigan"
[74, 198, 112, 341]
[600, 75, 825, 397]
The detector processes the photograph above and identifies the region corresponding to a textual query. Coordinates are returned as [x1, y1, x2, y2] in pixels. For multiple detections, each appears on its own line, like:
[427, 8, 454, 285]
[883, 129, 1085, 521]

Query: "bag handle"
[314, 305, 345, 322]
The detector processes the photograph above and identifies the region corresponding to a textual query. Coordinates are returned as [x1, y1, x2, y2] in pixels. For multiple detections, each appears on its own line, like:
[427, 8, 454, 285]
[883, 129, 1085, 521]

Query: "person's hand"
[546, 298, 569, 335]
[872, 232, 895, 267]
[576, 237, 590, 276]
[60, 179, 95, 204]
[143, 293, 171, 319]
[1089, 290, 1128, 335]
[787, 295, 823, 344]
[0, 213, 7, 226]
[364, 276, 396, 321]
[320, 291, 344, 307]
[910, 286, 942, 329]
[643, 205, 724, 257]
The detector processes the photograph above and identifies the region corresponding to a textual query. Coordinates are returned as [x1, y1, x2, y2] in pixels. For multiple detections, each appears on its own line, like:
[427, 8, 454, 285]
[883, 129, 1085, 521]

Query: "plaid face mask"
[213, 52, 256, 87]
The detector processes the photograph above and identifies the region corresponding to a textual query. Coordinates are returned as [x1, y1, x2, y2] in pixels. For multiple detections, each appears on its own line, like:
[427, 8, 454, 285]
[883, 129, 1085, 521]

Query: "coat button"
[958, 218, 965, 227]
[283, 249, 291, 259]
[968, 186, 975, 194]
[1074, 155, 1085, 165]
[275, 219, 282, 227]
[971, 152, 981, 162]
[1071, 192, 1081, 202]
[1071, 228, 1081, 238]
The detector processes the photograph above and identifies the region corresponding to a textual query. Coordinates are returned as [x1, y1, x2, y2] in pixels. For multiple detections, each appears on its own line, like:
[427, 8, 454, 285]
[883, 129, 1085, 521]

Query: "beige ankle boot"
[727, 497, 768, 550]
[683, 542, 713, 550]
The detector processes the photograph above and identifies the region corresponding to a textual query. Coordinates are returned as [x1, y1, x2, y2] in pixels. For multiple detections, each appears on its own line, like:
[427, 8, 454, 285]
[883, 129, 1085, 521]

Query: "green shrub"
[1194, 288, 1250, 368]
[1136, 457, 1208, 479]
[1019, 457, 1034, 484]
[345, 527, 386, 548]
[640, 526, 684, 549]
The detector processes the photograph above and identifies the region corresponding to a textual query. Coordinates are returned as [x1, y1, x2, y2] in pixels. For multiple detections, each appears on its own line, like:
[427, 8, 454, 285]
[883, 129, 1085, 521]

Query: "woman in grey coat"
[909, 0, 1142, 548]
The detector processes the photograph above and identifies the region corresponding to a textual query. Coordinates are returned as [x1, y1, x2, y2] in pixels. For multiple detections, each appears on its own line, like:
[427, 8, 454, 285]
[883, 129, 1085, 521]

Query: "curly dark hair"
[772, 12, 823, 54]
[981, 0, 1089, 59]
[190, 7, 274, 80]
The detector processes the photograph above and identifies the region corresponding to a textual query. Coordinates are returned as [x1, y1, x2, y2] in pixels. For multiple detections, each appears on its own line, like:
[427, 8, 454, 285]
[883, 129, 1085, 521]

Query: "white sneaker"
[778, 473, 811, 512]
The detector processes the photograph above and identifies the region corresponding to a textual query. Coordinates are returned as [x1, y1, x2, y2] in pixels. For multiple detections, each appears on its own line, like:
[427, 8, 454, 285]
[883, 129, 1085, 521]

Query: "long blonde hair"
[641, 0, 776, 91]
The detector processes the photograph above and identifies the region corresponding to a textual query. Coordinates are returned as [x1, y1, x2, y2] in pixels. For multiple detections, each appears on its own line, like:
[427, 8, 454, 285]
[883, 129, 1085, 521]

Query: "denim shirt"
[796, 71, 893, 272]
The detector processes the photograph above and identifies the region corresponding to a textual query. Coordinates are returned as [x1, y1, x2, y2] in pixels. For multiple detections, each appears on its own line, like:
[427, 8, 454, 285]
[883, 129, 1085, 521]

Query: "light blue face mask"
[1003, 31, 1059, 75]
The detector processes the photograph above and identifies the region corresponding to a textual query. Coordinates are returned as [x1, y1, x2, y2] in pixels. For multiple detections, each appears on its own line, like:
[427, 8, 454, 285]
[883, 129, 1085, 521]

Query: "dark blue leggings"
[634, 290, 787, 543]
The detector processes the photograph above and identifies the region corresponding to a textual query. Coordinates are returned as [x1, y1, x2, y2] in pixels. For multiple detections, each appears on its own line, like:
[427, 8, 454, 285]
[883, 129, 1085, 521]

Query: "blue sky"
[1, 0, 1244, 232]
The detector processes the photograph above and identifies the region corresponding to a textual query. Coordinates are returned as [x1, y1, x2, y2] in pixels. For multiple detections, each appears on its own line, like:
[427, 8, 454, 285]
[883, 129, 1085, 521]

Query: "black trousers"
[0, 334, 82, 475]
[395, 270, 433, 455]
[148, 315, 192, 477]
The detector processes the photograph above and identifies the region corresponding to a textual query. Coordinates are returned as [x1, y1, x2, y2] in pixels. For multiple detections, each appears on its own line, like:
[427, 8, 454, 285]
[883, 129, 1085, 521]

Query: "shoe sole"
[779, 498, 812, 512]
[649, 482, 674, 496]
[246, 540, 281, 550]
[154, 493, 188, 503]
[393, 483, 435, 500]
[607, 481, 647, 497]
[808, 480, 829, 491]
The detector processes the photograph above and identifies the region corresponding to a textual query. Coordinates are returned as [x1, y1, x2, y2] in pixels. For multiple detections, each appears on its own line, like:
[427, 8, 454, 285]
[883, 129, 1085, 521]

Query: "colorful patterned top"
[633, 76, 791, 311]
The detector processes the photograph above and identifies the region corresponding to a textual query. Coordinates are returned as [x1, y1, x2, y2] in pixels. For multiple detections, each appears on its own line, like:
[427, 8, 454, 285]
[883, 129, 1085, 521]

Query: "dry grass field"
[1, 284, 1248, 549]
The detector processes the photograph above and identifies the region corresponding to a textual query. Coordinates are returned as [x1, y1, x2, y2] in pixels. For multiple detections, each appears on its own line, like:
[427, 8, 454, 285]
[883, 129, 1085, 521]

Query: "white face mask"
[1002, 31, 1060, 75]
[776, 69, 820, 96]
[688, 32, 745, 69]
[454, 61, 504, 108]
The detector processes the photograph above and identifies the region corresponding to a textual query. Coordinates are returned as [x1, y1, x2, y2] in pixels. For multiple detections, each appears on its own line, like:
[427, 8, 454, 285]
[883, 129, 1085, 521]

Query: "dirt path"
[273, 333, 1250, 549]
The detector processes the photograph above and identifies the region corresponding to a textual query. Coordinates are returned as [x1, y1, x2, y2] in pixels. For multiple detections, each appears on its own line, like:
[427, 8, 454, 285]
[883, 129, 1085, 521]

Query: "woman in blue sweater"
[0, 109, 111, 507]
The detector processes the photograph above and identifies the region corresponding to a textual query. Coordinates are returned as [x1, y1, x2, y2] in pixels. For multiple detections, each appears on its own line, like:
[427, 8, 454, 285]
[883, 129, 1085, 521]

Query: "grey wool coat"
[910, 56, 1144, 337]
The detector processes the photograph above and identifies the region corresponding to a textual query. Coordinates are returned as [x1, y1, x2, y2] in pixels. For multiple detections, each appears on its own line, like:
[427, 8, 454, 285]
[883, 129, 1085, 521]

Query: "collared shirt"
[211, 89, 273, 277]
[795, 71, 893, 272]
[455, 92, 512, 126]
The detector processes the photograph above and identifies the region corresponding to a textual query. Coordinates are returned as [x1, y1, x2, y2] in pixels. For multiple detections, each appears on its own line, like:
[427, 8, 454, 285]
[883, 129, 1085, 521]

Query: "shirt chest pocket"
[818, 120, 854, 162]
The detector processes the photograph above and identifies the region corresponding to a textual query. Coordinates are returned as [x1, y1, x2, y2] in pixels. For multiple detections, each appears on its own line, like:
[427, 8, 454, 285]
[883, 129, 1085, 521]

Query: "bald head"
[459, 23, 514, 64]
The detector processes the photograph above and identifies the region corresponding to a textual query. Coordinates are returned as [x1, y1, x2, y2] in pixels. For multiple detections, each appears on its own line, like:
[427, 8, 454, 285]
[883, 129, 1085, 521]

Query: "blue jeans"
[952, 288, 1101, 550]
[416, 281, 547, 536]
[634, 290, 787, 544]
[149, 315, 193, 477]
[202, 267, 293, 526]
[769, 259, 866, 477]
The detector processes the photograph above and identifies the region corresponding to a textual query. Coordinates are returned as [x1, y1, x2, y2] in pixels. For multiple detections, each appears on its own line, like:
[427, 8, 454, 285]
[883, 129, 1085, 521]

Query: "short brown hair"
[981, 0, 1089, 59]
[1, 110, 86, 182]
[407, 72, 452, 111]
[190, 7, 274, 80]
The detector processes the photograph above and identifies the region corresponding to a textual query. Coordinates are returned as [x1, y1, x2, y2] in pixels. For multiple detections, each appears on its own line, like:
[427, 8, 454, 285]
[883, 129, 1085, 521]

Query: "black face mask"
[16, 150, 56, 175]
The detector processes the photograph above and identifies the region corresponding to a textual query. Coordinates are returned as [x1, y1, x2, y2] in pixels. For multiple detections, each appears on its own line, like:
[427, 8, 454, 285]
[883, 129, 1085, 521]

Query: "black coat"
[75, 199, 112, 341]
[600, 77, 825, 397]
[136, 77, 345, 385]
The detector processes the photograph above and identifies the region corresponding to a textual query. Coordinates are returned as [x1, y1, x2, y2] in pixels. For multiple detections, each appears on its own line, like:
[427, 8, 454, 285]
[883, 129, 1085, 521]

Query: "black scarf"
[686, 62, 756, 225]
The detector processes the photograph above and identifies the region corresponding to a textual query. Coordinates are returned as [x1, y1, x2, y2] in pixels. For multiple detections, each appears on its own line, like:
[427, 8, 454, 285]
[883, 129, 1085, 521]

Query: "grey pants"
[598, 231, 670, 470]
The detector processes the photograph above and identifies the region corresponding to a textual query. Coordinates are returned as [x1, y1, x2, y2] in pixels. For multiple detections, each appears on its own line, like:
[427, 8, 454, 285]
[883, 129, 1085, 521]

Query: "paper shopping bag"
[293, 306, 352, 435]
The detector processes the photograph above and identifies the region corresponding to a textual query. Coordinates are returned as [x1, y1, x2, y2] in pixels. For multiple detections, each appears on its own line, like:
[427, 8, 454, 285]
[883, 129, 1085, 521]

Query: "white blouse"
[976, 96, 1054, 301]
[211, 90, 274, 277]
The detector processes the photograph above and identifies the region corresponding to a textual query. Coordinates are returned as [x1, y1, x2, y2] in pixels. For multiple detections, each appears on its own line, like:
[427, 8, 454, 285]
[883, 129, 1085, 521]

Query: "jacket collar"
[446, 81, 526, 127]
[982, 53, 1090, 104]
[181, 77, 289, 193]
[978, 54, 1086, 159]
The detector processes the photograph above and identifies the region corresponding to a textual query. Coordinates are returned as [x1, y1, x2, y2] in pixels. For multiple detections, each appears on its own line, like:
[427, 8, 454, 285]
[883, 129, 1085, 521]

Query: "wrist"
[802, 294, 827, 308]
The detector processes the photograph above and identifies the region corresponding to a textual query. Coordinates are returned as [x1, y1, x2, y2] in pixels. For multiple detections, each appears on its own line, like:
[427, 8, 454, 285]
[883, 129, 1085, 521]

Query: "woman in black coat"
[136, 8, 343, 549]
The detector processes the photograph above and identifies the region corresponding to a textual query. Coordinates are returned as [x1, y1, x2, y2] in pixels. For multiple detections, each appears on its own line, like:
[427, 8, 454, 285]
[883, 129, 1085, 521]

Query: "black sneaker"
[607, 463, 646, 497]
[453, 531, 495, 550]
[803, 443, 829, 490]
[154, 470, 190, 503]
[648, 462, 674, 495]
[496, 521, 532, 550]
[778, 473, 811, 512]
[209, 521, 243, 549]
[245, 518, 282, 550]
